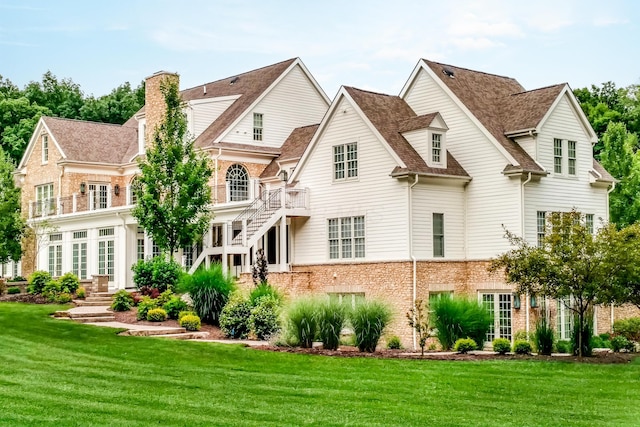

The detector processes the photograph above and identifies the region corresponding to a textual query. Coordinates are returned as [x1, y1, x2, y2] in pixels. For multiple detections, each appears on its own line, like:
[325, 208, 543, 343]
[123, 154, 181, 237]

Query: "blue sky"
[1, 0, 638, 99]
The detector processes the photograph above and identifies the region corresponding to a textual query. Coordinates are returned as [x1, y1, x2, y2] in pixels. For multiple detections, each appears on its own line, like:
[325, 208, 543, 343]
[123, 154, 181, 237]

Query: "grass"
[1, 303, 639, 426]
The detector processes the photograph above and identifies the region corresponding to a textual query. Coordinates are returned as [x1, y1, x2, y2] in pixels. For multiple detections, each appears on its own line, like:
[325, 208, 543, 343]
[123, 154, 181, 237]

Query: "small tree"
[0, 146, 25, 265]
[132, 77, 213, 257]
[252, 248, 268, 286]
[406, 299, 429, 356]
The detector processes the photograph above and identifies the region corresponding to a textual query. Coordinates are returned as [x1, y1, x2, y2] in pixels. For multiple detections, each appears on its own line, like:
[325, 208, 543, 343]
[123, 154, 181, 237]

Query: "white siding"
[515, 135, 537, 161]
[223, 65, 328, 147]
[524, 94, 609, 242]
[411, 182, 465, 259]
[191, 98, 236, 138]
[293, 97, 410, 264]
[404, 69, 521, 259]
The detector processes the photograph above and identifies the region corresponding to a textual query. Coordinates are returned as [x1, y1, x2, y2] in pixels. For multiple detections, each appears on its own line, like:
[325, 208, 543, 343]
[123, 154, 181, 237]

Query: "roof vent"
[443, 68, 455, 78]
[203, 85, 207, 95]
[230, 76, 239, 85]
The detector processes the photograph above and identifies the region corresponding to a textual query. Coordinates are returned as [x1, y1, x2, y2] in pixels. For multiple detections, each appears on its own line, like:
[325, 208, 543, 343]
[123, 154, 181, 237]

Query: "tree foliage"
[490, 210, 640, 356]
[0, 146, 25, 263]
[132, 77, 212, 256]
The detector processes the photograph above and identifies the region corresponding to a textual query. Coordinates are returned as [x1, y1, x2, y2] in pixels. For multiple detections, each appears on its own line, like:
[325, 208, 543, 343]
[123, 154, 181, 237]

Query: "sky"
[0, 0, 639, 100]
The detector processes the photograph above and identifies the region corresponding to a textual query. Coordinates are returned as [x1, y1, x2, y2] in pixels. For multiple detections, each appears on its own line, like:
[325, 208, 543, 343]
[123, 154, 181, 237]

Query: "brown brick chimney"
[144, 71, 179, 149]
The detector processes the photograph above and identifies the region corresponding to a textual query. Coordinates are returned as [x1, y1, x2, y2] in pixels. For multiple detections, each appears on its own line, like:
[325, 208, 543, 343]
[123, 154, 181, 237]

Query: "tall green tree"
[490, 210, 640, 357]
[599, 122, 640, 227]
[132, 77, 212, 256]
[0, 146, 25, 263]
[23, 71, 84, 118]
[80, 81, 145, 124]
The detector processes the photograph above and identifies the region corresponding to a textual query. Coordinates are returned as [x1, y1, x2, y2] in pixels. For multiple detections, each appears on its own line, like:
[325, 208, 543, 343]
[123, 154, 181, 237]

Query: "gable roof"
[502, 84, 566, 134]
[260, 124, 319, 179]
[398, 113, 441, 133]
[192, 58, 297, 148]
[344, 86, 469, 178]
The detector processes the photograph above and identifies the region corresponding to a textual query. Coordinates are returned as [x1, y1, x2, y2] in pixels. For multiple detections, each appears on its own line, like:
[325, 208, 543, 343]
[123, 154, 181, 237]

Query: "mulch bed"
[112, 308, 226, 339]
[0, 294, 50, 304]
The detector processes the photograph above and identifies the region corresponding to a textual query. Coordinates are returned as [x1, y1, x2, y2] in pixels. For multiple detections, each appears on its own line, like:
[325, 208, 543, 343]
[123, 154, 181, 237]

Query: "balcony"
[211, 179, 260, 205]
[28, 186, 132, 219]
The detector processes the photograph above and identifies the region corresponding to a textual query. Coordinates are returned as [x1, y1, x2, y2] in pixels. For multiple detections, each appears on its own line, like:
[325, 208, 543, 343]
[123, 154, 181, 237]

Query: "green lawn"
[1, 303, 639, 427]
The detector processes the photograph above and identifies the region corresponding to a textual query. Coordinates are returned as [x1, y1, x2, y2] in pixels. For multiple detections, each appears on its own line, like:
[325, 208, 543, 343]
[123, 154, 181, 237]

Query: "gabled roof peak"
[423, 59, 519, 83]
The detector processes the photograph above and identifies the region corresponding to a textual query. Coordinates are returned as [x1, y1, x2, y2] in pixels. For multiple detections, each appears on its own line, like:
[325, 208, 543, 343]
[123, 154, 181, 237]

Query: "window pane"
[432, 133, 441, 163]
[537, 211, 546, 247]
[346, 143, 358, 178]
[433, 213, 444, 257]
[333, 145, 345, 180]
[554, 138, 563, 174]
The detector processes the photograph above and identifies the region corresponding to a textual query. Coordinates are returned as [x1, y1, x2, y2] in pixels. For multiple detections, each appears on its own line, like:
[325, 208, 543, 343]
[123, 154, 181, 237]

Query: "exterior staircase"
[73, 292, 113, 307]
[230, 188, 284, 247]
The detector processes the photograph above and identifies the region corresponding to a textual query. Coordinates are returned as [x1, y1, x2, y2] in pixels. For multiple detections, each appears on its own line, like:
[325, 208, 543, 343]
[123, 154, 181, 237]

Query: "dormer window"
[553, 138, 577, 177]
[431, 133, 442, 163]
[42, 135, 49, 163]
[427, 130, 446, 168]
[253, 113, 263, 141]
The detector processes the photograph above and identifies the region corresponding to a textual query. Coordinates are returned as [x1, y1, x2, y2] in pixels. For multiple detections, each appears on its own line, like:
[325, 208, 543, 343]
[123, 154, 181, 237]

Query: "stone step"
[149, 331, 210, 340]
[91, 292, 115, 297]
[74, 300, 112, 307]
[72, 316, 116, 323]
[53, 310, 71, 318]
[85, 296, 113, 302]
[69, 311, 113, 319]
[119, 327, 187, 337]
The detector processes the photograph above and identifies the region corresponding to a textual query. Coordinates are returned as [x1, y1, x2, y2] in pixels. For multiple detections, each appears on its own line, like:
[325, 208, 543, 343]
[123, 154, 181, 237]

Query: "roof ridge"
[344, 86, 396, 98]
[180, 58, 297, 93]
[510, 83, 566, 96]
[293, 123, 320, 130]
[43, 116, 126, 128]
[423, 58, 518, 82]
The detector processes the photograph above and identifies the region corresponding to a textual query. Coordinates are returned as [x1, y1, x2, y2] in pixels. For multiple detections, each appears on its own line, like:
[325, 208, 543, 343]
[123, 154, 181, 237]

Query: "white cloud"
[448, 12, 524, 38]
[450, 37, 503, 50]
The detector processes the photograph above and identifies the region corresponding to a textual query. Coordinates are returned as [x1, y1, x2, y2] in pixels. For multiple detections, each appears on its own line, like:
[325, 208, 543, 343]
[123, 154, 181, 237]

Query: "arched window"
[226, 164, 249, 202]
[130, 176, 141, 205]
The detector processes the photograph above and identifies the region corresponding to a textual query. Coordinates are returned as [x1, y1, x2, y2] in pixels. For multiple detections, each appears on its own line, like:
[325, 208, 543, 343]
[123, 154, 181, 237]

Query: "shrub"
[613, 317, 640, 342]
[317, 299, 347, 351]
[611, 336, 635, 352]
[163, 296, 189, 320]
[178, 310, 198, 320]
[9, 276, 26, 282]
[430, 296, 492, 350]
[249, 283, 283, 306]
[534, 317, 555, 356]
[249, 295, 281, 340]
[514, 340, 532, 355]
[590, 335, 608, 349]
[42, 279, 62, 302]
[156, 289, 175, 306]
[27, 271, 52, 294]
[111, 290, 134, 312]
[132, 256, 182, 293]
[55, 292, 73, 304]
[492, 338, 511, 355]
[555, 340, 572, 354]
[177, 263, 235, 325]
[454, 338, 477, 353]
[350, 300, 392, 353]
[386, 335, 402, 350]
[286, 298, 318, 348]
[179, 314, 201, 331]
[513, 330, 529, 341]
[571, 313, 594, 357]
[75, 286, 86, 299]
[220, 294, 252, 339]
[137, 296, 159, 320]
[7, 286, 21, 295]
[147, 308, 168, 322]
[58, 272, 80, 294]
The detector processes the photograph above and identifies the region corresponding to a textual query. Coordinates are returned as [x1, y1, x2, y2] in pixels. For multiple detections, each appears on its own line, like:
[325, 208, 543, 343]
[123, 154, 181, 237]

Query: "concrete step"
[69, 311, 113, 319]
[119, 327, 187, 337]
[74, 300, 112, 307]
[150, 331, 210, 340]
[72, 316, 116, 323]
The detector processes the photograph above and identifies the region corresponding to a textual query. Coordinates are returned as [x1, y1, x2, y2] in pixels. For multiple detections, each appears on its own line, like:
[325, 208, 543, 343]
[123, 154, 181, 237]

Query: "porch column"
[279, 215, 287, 272]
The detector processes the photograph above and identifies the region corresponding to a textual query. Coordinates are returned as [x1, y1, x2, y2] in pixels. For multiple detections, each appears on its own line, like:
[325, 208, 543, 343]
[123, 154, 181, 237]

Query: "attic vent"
[442, 68, 455, 78]
[203, 85, 207, 95]
[230, 77, 239, 85]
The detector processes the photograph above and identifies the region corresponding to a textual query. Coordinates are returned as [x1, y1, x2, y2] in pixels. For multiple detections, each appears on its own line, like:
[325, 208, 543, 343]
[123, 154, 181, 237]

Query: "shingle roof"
[345, 86, 469, 178]
[592, 159, 615, 183]
[43, 116, 137, 164]
[398, 113, 440, 133]
[261, 124, 319, 179]
[423, 59, 544, 173]
[503, 84, 566, 133]
[191, 58, 297, 148]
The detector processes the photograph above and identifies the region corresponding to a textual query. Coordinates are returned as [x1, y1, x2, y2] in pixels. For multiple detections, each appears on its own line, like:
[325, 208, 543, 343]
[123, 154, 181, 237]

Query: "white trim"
[187, 94, 242, 106]
[18, 118, 68, 169]
[537, 86, 598, 144]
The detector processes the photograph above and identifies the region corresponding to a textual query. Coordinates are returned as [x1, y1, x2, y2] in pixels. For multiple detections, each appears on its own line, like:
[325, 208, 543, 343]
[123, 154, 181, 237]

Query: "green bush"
[286, 298, 318, 348]
[590, 335, 609, 349]
[613, 317, 640, 342]
[350, 300, 392, 353]
[7, 286, 21, 295]
[430, 296, 492, 350]
[513, 330, 528, 341]
[42, 279, 62, 302]
[27, 271, 52, 294]
[316, 299, 347, 351]
[454, 338, 477, 353]
[58, 272, 79, 294]
[163, 296, 189, 320]
[220, 294, 252, 339]
[75, 286, 86, 299]
[179, 314, 201, 331]
[147, 308, 167, 322]
[386, 336, 402, 350]
[9, 276, 26, 282]
[571, 314, 594, 357]
[55, 292, 73, 304]
[132, 256, 182, 293]
[611, 335, 635, 352]
[177, 263, 235, 325]
[249, 295, 281, 340]
[178, 310, 198, 320]
[156, 289, 175, 306]
[534, 317, 555, 356]
[514, 340, 532, 355]
[249, 283, 283, 306]
[137, 296, 159, 320]
[555, 340, 571, 354]
[111, 290, 134, 312]
[492, 338, 511, 354]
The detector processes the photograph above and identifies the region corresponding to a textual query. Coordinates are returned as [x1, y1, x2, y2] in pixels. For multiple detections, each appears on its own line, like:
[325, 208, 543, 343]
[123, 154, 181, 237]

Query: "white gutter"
[408, 174, 419, 350]
[606, 182, 616, 223]
[521, 172, 532, 337]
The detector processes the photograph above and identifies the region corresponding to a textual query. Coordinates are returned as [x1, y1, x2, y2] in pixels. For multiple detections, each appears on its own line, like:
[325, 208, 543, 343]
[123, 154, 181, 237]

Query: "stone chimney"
[144, 71, 179, 150]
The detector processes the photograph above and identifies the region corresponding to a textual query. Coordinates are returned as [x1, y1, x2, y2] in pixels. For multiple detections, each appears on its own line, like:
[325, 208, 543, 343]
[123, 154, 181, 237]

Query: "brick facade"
[144, 71, 179, 148]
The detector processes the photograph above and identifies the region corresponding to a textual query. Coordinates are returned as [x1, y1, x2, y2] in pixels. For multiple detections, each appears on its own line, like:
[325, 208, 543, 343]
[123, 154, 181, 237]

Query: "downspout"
[408, 174, 419, 350]
[521, 172, 532, 338]
[608, 181, 616, 331]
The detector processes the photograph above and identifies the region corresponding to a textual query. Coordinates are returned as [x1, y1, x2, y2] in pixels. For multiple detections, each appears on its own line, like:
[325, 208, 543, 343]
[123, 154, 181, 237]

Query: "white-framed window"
[152, 241, 161, 258]
[333, 143, 358, 181]
[481, 293, 512, 342]
[328, 216, 365, 259]
[89, 183, 109, 209]
[537, 211, 546, 247]
[42, 134, 49, 163]
[431, 133, 442, 164]
[226, 164, 249, 202]
[35, 183, 55, 215]
[98, 229, 115, 281]
[48, 233, 62, 277]
[556, 296, 573, 340]
[585, 214, 594, 235]
[72, 231, 88, 279]
[137, 228, 145, 261]
[568, 141, 577, 176]
[433, 213, 444, 257]
[554, 138, 578, 177]
[553, 138, 562, 174]
[328, 292, 364, 308]
[253, 113, 263, 141]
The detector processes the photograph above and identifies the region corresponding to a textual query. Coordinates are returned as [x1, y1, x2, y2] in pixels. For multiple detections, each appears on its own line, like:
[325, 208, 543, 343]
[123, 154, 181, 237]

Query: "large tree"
[132, 77, 212, 257]
[0, 146, 25, 263]
[80, 81, 145, 124]
[490, 210, 640, 357]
